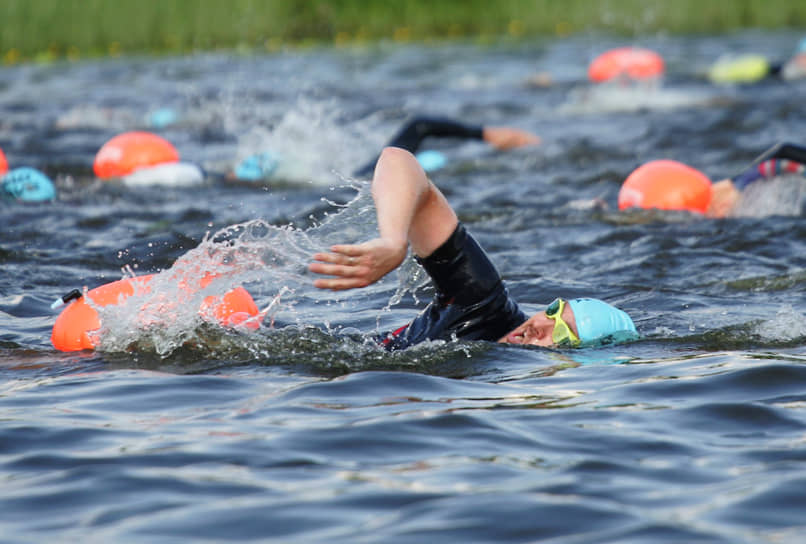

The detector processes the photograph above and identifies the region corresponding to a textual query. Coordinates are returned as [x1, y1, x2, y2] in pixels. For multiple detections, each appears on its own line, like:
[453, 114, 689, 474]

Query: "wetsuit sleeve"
[353, 116, 484, 177]
[378, 223, 526, 350]
[416, 223, 503, 307]
[732, 142, 806, 189]
[385, 117, 484, 153]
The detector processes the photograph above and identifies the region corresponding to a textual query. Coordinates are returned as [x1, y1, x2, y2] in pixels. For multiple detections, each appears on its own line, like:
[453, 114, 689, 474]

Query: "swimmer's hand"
[707, 178, 741, 218]
[309, 238, 407, 291]
[482, 127, 541, 150]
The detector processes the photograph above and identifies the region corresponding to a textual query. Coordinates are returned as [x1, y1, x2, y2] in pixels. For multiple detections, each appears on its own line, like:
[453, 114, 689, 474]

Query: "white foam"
[121, 162, 205, 187]
[731, 175, 806, 218]
[234, 99, 383, 184]
[752, 304, 806, 343]
[559, 80, 720, 114]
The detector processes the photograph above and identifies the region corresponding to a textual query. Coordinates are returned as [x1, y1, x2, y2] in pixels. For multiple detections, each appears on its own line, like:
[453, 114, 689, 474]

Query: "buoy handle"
[50, 288, 82, 310]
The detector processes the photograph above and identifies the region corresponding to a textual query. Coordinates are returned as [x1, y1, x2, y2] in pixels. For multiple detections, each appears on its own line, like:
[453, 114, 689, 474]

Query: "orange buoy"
[51, 274, 260, 351]
[618, 159, 713, 214]
[0, 147, 8, 175]
[588, 47, 665, 83]
[93, 131, 180, 179]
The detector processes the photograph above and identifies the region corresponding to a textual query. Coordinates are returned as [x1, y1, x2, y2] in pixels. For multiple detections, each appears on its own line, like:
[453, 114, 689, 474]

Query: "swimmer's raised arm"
[353, 117, 540, 177]
[384, 116, 541, 151]
[310, 147, 458, 291]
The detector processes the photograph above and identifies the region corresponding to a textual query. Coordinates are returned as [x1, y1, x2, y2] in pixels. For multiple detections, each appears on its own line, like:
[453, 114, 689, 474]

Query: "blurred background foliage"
[2, 0, 805, 63]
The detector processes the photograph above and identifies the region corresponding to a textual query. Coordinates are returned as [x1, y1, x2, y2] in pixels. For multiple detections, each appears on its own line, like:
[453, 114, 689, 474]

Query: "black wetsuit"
[354, 116, 484, 178]
[379, 223, 527, 351]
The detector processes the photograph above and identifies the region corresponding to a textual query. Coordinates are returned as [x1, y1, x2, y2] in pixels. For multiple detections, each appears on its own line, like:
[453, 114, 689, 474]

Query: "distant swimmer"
[526, 46, 665, 88]
[708, 142, 806, 217]
[587, 47, 665, 84]
[89, 118, 536, 188]
[233, 116, 541, 182]
[782, 37, 806, 80]
[1, 167, 57, 203]
[708, 37, 806, 84]
[618, 142, 806, 218]
[309, 147, 637, 351]
[93, 131, 204, 187]
[0, 149, 57, 203]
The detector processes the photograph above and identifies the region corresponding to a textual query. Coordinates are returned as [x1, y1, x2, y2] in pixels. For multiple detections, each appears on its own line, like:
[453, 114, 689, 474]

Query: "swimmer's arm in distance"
[392, 116, 540, 151]
[707, 142, 806, 217]
[389, 116, 485, 153]
[312, 147, 458, 291]
[353, 116, 540, 177]
[707, 179, 741, 218]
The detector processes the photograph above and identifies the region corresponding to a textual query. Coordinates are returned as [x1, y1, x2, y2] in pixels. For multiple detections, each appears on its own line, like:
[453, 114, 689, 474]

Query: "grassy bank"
[2, 0, 805, 64]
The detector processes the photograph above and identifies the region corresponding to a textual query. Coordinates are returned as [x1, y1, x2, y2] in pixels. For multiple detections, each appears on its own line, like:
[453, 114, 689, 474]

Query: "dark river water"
[2, 30, 806, 542]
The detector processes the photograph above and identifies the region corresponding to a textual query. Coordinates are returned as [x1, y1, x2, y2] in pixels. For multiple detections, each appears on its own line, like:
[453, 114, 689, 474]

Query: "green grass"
[2, 0, 805, 64]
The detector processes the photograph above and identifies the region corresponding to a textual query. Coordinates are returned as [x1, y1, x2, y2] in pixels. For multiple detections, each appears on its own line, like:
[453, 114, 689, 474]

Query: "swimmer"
[2, 167, 56, 202]
[587, 47, 665, 84]
[708, 142, 806, 217]
[0, 148, 58, 202]
[708, 37, 806, 84]
[618, 142, 806, 218]
[782, 37, 806, 80]
[309, 146, 637, 351]
[94, 131, 204, 187]
[233, 116, 540, 182]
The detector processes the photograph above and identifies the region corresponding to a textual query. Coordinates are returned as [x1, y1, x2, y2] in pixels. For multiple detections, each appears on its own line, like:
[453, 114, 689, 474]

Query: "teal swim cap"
[567, 298, 637, 346]
[146, 107, 179, 129]
[415, 150, 447, 173]
[798, 37, 806, 53]
[234, 152, 279, 181]
[2, 167, 56, 202]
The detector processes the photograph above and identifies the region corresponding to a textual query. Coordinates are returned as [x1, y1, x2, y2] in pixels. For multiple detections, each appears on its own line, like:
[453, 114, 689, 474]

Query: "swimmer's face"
[499, 303, 579, 347]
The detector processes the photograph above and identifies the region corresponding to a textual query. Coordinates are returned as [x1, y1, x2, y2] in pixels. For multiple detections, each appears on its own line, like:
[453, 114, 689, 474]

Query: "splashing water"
[751, 304, 806, 344]
[559, 78, 720, 114]
[93, 182, 434, 357]
[234, 98, 384, 184]
[732, 175, 806, 217]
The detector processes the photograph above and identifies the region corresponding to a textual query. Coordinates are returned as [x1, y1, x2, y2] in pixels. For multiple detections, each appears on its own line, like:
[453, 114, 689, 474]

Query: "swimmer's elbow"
[374, 147, 429, 190]
[379, 146, 417, 163]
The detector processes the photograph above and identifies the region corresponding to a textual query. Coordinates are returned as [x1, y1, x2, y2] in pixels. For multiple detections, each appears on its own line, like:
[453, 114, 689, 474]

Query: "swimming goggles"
[546, 298, 581, 347]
